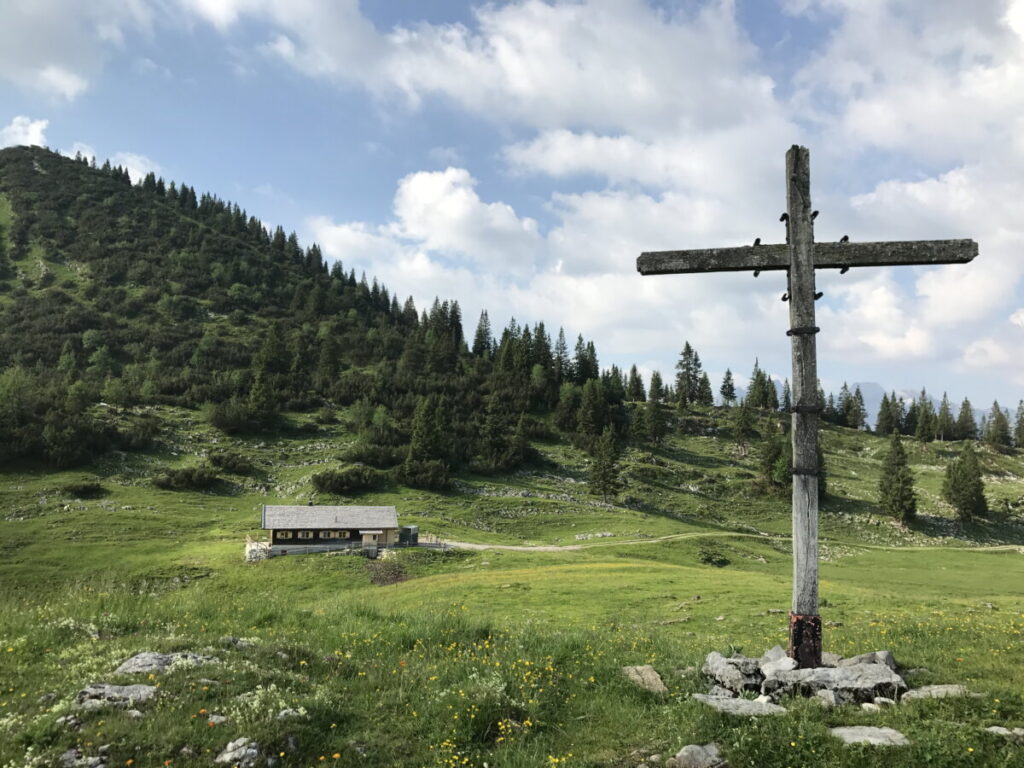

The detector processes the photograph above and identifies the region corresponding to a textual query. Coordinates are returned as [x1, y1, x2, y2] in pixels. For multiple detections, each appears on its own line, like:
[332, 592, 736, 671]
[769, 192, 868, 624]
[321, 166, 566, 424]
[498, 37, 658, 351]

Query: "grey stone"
[761, 657, 797, 677]
[901, 684, 969, 701]
[691, 694, 786, 716]
[59, 749, 81, 768]
[821, 652, 843, 667]
[861, 702, 880, 713]
[649, 754, 662, 763]
[702, 652, 762, 694]
[985, 726, 1024, 744]
[208, 714, 228, 724]
[873, 696, 896, 707]
[115, 651, 217, 675]
[73, 683, 158, 710]
[707, 685, 735, 698]
[220, 635, 256, 649]
[838, 650, 897, 672]
[276, 708, 302, 720]
[126, 709, 143, 719]
[829, 726, 909, 746]
[904, 668, 929, 676]
[623, 665, 669, 695]
[755, 694, 773, 704]
[759, 646, 786, 665]
[815, 689, 840, 708]
[215, 737, 261, 767]
[762, 663, 907, 703]
[673, 742, 727, 768]
[56, 713, 83, 730]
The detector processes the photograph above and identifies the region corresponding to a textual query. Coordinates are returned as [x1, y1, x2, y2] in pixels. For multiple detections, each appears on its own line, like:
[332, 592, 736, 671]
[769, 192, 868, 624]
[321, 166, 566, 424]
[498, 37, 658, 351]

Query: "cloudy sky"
[3, 0, 1024, 409]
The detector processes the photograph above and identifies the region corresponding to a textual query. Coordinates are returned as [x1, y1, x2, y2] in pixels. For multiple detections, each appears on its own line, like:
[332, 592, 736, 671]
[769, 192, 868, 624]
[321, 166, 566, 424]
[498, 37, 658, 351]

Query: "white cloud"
[62, 141, 97, 161]
[1011, 308, 1024, 327]
[111, 152, 161, 184]
[34, 65, 89, 101]
[0, 116, 49, 148]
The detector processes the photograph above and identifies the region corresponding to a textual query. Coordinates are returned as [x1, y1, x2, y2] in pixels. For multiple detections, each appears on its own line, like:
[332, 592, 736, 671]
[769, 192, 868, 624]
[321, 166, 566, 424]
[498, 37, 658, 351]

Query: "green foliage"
[719, 368, 736, 406]
[152, 466, 220, 491]
[341, 441, 406, 468]
[985, 400, 1012, 449]
[698, 546, 730, 567]
[879, 432, 916, 524]
[587, 427, 621, 502]
[943, 443, 987, 522]
[208, 450, 256, 475]
[312, 464, 389, 494]
[398, 459, 451, 491]
[59, 479, 106, 498]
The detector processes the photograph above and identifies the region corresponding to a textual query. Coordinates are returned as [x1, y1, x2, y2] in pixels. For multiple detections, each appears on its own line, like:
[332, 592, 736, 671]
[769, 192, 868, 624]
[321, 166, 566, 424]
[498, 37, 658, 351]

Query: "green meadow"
[2, 406, 1023, 767]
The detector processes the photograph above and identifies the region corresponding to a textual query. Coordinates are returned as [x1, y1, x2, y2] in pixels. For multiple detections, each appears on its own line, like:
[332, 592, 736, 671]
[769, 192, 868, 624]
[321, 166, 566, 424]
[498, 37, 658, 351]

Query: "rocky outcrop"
[901, 684, 970, 700]
[73, 684, 159, 711]
[761, 663, 907, 703]
[666, 742, 728, 768]
[215, 738, 261, 766]
[115, 651, 217, 675]
[829, 726, 909, 746]
[701, 652, 762, 694]
[691, 694, 786, 716]
[623, 665, 668, 694]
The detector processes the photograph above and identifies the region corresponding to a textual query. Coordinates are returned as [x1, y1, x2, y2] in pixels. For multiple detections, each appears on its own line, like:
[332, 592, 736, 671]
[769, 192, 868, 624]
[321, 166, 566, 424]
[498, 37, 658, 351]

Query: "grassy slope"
[2, 407, 1024, 767]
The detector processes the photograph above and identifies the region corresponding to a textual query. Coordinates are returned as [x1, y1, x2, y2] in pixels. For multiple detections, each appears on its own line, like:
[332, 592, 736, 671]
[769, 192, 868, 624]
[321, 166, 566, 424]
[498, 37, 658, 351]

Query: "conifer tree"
[903, 398, 918, 436]
[247, 370, 277, 426]
[588, 426, 621, 502]
[956, 397, 977, 441]
[733, 401, 754, 457]
[626, 365, 646, 402]
[719, 368, 736, 406]
[985, 400, 1012, 448]
[1015, 401, 1024, 449]
[876, 392, 895, 435]
[935, 393, 955, 441]
[915, 389, 935, 442]
[645, 371, 669, 445]
[471, 310, 493, 358]
[943, 442, 987, 522]
[675, 342, 699, 406]
[577, 379, 608, 441]
[697, 372, 714, 406]
[780, 379, 791, 413]
[553, 328, 571, 385]
[879, 432, 916, 524]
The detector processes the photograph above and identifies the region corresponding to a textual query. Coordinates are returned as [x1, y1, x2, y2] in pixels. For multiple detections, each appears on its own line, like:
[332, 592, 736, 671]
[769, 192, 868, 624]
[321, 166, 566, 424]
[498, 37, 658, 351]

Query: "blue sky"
[3, 0, 1024, 413]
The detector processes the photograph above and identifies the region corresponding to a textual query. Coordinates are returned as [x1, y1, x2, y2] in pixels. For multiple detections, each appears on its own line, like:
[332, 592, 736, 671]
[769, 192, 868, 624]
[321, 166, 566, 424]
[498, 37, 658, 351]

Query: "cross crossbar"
[637, 239, 976, 275]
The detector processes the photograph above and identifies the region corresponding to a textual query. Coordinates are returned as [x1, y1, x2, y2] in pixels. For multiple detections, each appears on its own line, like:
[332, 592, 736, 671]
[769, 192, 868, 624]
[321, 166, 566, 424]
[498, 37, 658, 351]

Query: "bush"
[115, 413, 161, 450]
[341, 441, 406, 468]
[153, 466, 220, 491]
[698, 546, 730, 567]
[60, 480, 106, 499]
[202, 398, 250, 434]
[312, 464, 388, 494]
[364, 559, 408, 586]
[208, 450, 256, 475]
[398, 459, 451, 491]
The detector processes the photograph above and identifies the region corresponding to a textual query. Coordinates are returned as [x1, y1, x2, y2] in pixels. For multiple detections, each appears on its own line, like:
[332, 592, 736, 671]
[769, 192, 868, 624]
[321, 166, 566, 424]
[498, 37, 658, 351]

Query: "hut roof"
[261, 505, 398, 530]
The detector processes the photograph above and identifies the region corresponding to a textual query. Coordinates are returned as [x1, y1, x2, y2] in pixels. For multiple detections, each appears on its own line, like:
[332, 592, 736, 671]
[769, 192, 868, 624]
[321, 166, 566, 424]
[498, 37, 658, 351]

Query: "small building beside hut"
[261, 505, 399, 556]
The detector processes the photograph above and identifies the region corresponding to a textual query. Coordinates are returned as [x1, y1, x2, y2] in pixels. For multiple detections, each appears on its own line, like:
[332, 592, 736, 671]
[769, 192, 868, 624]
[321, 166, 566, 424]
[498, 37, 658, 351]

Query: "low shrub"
[208, 450, 256, 475]
[341, 441, 406, 468]
[153, 466, 220, 491]
[202, 398, 250, 434]
[59, 480, 106, 499]
[397, 459, 450, 491]
[364, 559, 408, 586]
[312, 464, 388, 494]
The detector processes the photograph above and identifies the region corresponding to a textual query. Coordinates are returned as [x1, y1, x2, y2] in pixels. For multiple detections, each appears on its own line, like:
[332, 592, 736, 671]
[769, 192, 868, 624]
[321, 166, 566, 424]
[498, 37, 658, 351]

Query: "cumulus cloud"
[0, 116, 49, 148]
[111, 152, 161, 184]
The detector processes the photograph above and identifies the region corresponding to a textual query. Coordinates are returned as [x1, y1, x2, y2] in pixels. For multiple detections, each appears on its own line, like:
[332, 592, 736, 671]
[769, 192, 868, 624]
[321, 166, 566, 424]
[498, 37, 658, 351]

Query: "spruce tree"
[675, 342, 697, 406]
[588, 426, 621, 502]
[876, 392, 895, 435]
[1015, 400, 1024, 449]
[943, 442, 987, 521]
[985, 400, 1012, 448]
[645, 371, 669, 445]
[915, 389, 935, 442]
[719, 368, 736, 406]
[626, 365, 646, 402]
[879, 432, 916, 524]
[697, 372, 714, 406]
[955, 397, 976, 441]
[471, 310, 493, 358]
[780, 379, 791, 413]
[935, 393, 955, 441]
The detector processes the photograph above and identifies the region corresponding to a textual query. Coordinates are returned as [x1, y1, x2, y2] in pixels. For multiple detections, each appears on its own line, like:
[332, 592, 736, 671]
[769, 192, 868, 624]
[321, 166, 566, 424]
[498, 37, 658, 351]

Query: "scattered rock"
[838, 650, 897, 672]
[762, 663, 907, 703]
[714, 615, 725, 622]
[220, 635, 256, 650]
[829, 726, 909, 746]
[37, 692, 58, 704]
[901, 684, 969, 701]
[276, 708, 302, 720]
[74, 683, 159, 711]
[815, 689, 843, 708]
[754, 694, 773, 704]
[821, 652, 843, 667]
[702, 652, 762, 694]
[126, 709, 143, 719]
[873, 696, 896, 707]
[59, 748, 82, 768]
[761, 656, 797, 678]
[861, 702, 880, 713]
[115, 651, 217, 675]
[759, 646, 786, 665]
[208, 714, 228, 724]
[707, 685, 735, 698]
[985, 726, 1024, 744]
[669, 741, 727, 768]
[56, 713, 82, 730]
[691, 694, 786, 716]
[179, 746, 198, 757]
[623, 665, 669, 695]
[215, 737, 261, 766]
[691, 595, 701, 601]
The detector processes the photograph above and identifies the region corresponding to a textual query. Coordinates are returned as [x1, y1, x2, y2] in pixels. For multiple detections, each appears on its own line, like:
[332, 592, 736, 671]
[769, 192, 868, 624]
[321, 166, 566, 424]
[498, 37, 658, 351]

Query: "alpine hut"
[262, 505, 399, 555]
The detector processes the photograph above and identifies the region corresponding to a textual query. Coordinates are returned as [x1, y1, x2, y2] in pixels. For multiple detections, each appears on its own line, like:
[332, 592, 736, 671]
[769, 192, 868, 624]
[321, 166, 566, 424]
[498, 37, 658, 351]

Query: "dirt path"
[444, 532, 1024, 554]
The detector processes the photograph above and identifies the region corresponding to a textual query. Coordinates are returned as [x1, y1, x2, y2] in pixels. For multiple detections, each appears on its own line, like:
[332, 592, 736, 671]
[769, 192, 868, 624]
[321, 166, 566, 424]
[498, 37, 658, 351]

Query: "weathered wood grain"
[636, 239, 976, 275]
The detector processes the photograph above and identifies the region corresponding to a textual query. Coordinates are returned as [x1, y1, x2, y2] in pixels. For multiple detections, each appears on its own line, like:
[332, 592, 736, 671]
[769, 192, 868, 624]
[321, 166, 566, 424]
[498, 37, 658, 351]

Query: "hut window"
[297, 531, 313, 540]
[277, 531, 292, 540]
[320, 531, 335, 539]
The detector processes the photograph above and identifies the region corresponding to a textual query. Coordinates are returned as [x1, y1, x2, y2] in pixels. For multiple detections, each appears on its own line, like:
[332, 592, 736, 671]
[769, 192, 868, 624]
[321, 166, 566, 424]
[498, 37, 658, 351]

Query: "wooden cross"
[637, 145, 977, 668]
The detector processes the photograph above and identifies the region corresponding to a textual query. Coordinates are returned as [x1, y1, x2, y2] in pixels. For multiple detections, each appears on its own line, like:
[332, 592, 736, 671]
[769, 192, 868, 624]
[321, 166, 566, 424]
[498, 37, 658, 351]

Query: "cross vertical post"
[785, 146, 822, 668]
